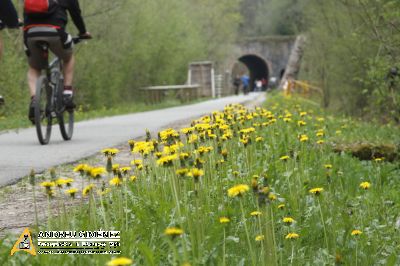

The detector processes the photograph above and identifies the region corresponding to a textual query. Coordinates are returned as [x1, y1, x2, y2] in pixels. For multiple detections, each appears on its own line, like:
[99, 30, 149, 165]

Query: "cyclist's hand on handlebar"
[79, 32, 92, 40]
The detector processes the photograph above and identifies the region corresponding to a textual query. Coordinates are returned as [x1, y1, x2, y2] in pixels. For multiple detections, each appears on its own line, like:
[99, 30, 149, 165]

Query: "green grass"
[1, 93, 399, 265]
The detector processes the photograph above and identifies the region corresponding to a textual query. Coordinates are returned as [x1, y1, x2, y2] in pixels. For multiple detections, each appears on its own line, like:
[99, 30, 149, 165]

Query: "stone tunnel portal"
[237, 54, 270, 90]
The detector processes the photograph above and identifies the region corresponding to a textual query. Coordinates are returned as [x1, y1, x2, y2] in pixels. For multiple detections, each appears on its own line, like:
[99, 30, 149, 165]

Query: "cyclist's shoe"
[28, 98, 35, 125]
[63, 87, 76, 112]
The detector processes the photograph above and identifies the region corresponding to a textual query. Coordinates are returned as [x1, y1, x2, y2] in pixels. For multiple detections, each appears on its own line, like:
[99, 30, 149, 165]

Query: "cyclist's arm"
[0, 0, 19, 28]
[66, 0, 87, 34]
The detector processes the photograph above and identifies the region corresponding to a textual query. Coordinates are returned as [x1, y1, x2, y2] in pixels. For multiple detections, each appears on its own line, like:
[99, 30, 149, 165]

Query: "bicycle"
[33, 37, 86, 145]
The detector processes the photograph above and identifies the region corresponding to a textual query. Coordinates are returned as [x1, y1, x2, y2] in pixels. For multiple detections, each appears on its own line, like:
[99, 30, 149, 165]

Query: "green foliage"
[300, 0, 400, 121]
[239, 0, 307, 36]
[0, 0, 241, 127]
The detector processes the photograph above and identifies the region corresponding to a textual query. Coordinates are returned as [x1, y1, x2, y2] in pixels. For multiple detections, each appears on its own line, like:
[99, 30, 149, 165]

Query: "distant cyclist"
[0, 0, 20, 105]
[23, 0, 91, 123]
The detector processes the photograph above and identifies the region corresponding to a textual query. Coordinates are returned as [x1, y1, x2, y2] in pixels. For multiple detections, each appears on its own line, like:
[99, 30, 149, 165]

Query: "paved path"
[0, 93, 265, 187]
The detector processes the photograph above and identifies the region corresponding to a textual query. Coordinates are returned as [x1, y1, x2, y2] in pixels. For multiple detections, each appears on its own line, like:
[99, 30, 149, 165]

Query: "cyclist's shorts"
[24, 26, 73, 70]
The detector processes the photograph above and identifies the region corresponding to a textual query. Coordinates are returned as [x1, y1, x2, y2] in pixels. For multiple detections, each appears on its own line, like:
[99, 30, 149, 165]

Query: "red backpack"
[24, 0, 58, 17]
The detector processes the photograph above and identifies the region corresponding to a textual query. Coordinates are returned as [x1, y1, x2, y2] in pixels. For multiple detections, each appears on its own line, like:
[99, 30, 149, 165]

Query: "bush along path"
[1, 94, 399, 265]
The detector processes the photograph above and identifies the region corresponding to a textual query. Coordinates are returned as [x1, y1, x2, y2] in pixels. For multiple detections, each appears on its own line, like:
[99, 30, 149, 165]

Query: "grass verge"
[1, 93, 399, 265]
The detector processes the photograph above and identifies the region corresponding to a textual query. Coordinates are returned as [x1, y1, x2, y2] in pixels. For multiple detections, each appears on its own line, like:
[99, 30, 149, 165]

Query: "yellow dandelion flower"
[64, 178, 74, 186]
[374, 157, 384, 162]
[164, 227, 184, 237]
[324, 164, 333, 169]
[188, 134, 199, 143]
[280, 155, 290, 161]
[73, 164, 89, 173]
[130, 175, 137, 182]
[197, 146, 213, 155]
[299, 135, 309, 142]
[90, 167, 106, 178]
[299, 111, 307, 117]
[106, 257, 133, 266]
[40, 181, 55, 188]
[157, 154, 178, 166]
[278, 204, 285, 210]
[250, 211, 262, 217]
[131, 159, 142, 166]
[316, 132, 324, 137]
[317, 140, 325, 145]
[309, 187, 324, 196]
[359, 182, 371, 190]
[112, 164, 120, 171]
[181, 127, 194, 135]
[297, 120, 307, 126]
[102, 148, 120, 156]
[109, 177, 122, 186]
[255, 137, 264, 142]
[269, 193, 277, 201]
[285, 233, 300, 240]
[97, 188, 111, 196]
[179, 153, 190, 160]
[82, 184, 95, 196]
[240, 127, 256, 134]
[120, 167, 131, 173]
[65, 188, 78, 197]
[55, 178, 68, 187]
[176, 168, 189, 177]
[255, 235, 265, 241]
[351, 230, 362, 236]
[227, 184, 250, 198]
[283, 217, 295, 224]
[219, 217, 230, 224]
[188, 168, 204, 181]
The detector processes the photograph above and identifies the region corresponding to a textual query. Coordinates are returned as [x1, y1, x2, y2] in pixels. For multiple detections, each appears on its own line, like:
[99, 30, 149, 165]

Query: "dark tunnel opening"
[237, 55, 270, 91]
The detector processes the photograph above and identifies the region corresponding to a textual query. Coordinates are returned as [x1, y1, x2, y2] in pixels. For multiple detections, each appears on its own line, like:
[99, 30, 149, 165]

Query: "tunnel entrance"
[232, 55, 270, 91]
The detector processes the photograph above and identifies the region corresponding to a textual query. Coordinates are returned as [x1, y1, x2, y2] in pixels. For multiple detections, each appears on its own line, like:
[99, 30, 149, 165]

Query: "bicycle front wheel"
[34, 76, 53, 145]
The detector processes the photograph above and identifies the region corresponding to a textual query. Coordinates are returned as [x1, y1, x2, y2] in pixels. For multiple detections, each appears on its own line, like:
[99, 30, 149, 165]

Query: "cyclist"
[0, 0, 20, 105]
[24, 0, 91, 123]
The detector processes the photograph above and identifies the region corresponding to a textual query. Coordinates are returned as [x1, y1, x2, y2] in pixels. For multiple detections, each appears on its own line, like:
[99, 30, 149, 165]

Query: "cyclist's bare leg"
[63, 55, 75, 87]
[27, 66, 41, 97]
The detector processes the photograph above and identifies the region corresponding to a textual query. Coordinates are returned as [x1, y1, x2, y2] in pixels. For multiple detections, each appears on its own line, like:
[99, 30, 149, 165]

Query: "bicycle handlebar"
[72, 35, 92, 44]
[0, 20, 23, 30]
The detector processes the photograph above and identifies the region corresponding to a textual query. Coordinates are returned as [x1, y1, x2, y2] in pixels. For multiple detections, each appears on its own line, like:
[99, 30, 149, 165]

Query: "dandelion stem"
[355, 240, 358, 266]
[270, 205, 278, 265]
[317, 198, 329, 251]
[290, 243, 294, 265]
[239, 200, 256, 266]
[222, 228, 226, 266]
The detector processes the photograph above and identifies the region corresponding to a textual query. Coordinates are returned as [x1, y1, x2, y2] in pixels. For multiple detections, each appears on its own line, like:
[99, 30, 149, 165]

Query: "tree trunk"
[279, 35, 307, 89]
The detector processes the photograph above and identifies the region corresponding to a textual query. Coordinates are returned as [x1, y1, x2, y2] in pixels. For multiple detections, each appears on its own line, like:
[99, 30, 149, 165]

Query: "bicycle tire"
[34, 76, 52, 145]
[58, 108, 74, 141]
[54, 72, 74, 141]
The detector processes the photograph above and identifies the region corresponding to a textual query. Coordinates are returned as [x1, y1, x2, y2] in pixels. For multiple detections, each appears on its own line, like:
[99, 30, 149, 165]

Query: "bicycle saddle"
[35, 41, 50, 51]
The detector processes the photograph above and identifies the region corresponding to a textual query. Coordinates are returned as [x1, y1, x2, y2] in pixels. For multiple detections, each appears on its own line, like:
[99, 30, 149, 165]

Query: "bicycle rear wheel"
[34, 76, 52, 145]
[55, 75, 74, 140]
[58, 108, 74, 140]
